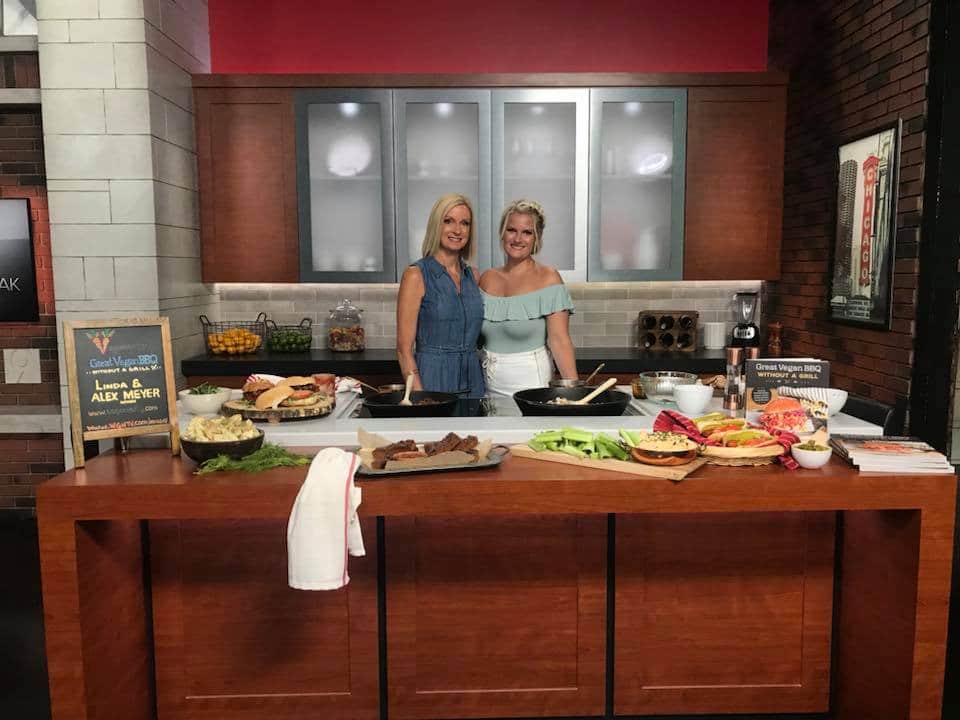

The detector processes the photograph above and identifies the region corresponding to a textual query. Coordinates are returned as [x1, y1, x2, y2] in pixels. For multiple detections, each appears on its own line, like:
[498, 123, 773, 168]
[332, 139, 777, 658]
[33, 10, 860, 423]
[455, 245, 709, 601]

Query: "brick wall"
[0, 52, 63, 509]
[768, 0, 929, 408]
[0, 434, 64, 509]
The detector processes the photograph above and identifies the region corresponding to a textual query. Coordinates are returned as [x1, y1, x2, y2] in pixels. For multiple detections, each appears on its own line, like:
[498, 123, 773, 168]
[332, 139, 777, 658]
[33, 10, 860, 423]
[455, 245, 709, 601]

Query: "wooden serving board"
[221, 399, 333, 423]
[509, 444, 707, 481]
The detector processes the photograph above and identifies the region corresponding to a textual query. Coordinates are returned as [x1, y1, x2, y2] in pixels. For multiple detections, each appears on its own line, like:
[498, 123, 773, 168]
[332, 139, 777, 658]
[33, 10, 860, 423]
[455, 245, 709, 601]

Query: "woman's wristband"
[406, 369, 419, 377]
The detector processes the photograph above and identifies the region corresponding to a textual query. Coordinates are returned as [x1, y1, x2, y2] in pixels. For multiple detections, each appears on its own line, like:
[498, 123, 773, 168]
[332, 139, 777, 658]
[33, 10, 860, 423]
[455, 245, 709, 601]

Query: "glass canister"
[327, 298, 365, 352]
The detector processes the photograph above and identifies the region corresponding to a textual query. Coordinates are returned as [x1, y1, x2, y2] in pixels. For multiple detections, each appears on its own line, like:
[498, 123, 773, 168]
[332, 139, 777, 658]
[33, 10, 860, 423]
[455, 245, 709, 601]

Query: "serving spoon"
[571, 377, 618, 404]
[399, 372, 414, 406]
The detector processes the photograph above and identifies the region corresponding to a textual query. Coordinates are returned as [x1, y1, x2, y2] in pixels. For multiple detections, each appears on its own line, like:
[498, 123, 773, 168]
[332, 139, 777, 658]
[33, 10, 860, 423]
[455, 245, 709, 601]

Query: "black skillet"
[362, 390, 458, 418]
[513, 386, 631, 416]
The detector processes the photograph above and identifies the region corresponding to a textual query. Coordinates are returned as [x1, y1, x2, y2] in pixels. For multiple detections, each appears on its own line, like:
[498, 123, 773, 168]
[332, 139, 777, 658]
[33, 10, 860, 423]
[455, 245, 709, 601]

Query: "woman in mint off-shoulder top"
[479, 200, 577, 396]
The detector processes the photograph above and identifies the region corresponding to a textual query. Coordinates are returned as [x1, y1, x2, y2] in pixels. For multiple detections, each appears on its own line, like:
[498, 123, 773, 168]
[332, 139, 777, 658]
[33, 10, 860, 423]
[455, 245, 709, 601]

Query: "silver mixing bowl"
[637, 370, 698, 398]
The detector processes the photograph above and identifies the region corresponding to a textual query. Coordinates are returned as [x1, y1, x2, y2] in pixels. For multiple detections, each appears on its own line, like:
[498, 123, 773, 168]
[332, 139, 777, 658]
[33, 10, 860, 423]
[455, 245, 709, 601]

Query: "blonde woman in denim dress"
[396, 194, 485, 397]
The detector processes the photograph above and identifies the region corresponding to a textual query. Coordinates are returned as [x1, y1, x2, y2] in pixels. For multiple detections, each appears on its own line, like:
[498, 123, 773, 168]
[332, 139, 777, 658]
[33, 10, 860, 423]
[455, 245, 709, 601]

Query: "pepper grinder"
[724, 346, 744, 412]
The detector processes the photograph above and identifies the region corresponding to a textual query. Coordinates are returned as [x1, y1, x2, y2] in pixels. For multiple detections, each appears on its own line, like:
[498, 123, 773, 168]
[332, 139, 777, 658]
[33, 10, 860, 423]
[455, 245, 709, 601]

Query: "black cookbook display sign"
[63, 318, 179, 468]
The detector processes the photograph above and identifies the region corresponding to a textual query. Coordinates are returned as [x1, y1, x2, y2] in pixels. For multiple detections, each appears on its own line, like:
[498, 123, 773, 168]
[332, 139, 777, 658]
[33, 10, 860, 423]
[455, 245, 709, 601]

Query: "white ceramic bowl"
[825, 388, 848, 416]
[791, 444, 833, 469]
[178, 387, 232, 415]
[673, 383, 713, 416]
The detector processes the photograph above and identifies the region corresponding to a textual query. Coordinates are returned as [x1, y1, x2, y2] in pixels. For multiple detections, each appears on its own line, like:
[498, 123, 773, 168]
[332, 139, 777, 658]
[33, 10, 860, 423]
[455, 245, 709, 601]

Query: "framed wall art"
[827, 120, 901, 329]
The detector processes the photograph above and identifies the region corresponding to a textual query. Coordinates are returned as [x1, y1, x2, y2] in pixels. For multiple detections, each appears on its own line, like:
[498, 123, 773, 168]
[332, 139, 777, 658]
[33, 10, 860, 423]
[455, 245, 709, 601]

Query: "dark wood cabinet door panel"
[615, 512, 834, 715]
[150, 519, 378, 720]
[386, 515, 606, 719]
[684, 85, 786, 280]
[196, 88, 298, 282]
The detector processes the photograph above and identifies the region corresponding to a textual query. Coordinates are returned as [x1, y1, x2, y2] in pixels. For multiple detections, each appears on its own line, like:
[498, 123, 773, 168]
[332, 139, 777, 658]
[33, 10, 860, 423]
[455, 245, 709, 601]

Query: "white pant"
[482, 346, 553, 396]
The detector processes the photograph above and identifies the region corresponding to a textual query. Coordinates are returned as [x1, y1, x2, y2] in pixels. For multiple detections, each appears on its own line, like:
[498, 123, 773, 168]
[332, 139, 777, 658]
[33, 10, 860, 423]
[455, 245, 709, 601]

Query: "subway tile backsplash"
[218, 280, 762, 350]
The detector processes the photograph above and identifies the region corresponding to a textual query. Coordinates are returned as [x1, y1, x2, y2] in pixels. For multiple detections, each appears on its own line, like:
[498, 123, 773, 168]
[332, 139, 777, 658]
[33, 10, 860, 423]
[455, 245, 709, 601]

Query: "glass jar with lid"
[327, 298, 365, 352]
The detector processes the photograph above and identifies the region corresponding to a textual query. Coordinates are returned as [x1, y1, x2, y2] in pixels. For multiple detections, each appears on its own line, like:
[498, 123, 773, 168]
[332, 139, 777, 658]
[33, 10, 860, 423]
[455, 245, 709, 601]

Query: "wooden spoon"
[399, 373, 414, 406]
[571, 377, 617, 404]
[583, 362, 606, 385]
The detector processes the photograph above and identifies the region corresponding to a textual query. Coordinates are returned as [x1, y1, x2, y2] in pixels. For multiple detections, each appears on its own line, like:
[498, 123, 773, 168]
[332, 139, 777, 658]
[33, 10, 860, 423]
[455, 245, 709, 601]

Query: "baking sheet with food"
[355, 428, 504, 476]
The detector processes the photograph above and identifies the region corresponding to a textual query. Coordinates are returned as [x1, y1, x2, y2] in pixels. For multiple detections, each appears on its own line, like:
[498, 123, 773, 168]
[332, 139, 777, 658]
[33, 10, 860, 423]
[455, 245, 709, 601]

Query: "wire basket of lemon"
[266, 318, 313, 353]
[200, 312, 267, 355]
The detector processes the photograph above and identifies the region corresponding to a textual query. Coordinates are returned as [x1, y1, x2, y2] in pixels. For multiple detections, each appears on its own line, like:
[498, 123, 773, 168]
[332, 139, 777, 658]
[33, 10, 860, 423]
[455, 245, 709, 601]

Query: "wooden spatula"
[571, 377, 617, 404]
[399, 373, 414, 406]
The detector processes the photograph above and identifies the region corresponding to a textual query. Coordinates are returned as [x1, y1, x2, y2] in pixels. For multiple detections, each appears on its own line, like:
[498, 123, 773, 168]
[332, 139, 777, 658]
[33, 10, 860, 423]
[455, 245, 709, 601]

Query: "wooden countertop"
[38, 448, 957, 519]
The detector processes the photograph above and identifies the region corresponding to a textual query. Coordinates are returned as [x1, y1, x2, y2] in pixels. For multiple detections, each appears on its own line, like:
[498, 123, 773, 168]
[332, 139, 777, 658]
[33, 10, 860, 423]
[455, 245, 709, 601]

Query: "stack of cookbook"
[830, 436, 956, 474]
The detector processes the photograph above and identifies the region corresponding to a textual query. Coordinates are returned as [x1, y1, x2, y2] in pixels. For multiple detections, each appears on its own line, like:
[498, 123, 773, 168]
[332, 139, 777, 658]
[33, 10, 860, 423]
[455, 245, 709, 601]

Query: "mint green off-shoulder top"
[480, 284, 575, 353]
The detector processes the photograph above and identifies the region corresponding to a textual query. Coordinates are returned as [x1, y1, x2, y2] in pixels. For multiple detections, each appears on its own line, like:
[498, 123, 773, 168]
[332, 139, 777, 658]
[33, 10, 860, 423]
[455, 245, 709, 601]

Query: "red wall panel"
[208, 0, 768, 74]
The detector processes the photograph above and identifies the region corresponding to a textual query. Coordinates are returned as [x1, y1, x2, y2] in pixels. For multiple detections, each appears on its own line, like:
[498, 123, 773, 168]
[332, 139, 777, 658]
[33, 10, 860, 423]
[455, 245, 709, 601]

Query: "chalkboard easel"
[63, 318, 180, 468]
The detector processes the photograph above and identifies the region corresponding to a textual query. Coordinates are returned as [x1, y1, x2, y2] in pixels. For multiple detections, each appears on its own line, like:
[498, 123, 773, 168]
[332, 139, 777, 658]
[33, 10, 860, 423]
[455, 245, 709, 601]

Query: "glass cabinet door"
[588, 88, 687, 281]
[394, 90, 491, 274]
[295, 89, 396, 282]
[493, 89, 589, 281]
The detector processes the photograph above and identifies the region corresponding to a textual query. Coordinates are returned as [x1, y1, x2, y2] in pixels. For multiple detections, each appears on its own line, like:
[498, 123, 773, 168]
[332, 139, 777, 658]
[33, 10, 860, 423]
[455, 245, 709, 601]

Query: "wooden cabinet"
[615, 512, 834, 715]
[386, 515, 606, 718]
[684, 85, 787, 280]
[196, 88, 299, 283]
[150, 519, 379, 720]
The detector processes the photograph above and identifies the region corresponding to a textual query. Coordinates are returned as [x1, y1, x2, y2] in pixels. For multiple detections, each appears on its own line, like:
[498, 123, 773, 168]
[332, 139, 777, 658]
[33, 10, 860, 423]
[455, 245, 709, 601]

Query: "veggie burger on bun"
[242, 375, 332, 411]
[629, 431, 700, 466]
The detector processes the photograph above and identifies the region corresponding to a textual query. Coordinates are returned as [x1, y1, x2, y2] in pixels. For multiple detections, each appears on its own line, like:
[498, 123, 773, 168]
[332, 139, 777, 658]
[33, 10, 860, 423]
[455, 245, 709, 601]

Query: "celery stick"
[533, 430, 563, 443]
[528, 439, 547, 452]
[596, 434, 629, 461]
[619, 429, 637, 447]
[558, 445, 587, 459]
[561, 427, 595, 444]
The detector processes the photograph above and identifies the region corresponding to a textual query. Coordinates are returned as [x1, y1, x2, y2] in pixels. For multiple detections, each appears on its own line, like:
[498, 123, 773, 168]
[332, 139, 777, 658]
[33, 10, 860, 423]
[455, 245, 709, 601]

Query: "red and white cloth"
[287, 447, 365, 590]
[653, 409, 799, 470]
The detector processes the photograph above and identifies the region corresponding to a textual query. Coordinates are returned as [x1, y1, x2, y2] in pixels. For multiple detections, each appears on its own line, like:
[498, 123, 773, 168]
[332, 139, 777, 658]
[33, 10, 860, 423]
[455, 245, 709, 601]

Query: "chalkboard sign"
[63, 318, 179, 468]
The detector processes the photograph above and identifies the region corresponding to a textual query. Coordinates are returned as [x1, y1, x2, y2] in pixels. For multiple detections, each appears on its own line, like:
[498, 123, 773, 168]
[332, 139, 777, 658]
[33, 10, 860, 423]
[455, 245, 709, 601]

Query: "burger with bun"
[629, 431, 700, 466]
[254, 384, 294, 410]
[242, 378, 274, 404]
[758, 397, 812, 434]
[250, 375, 332, 411]
[276, 375, 329, 407]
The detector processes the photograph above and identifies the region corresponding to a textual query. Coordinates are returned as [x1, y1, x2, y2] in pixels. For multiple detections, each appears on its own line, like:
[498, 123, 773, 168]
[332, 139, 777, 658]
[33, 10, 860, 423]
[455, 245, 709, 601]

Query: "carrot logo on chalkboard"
[85, 329, 115, 355]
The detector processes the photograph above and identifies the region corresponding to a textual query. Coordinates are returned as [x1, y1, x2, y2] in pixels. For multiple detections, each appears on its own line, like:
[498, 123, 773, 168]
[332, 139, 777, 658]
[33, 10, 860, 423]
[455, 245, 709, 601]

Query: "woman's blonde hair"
[421, 193, 476, 260]
[498, 199, 546, 255]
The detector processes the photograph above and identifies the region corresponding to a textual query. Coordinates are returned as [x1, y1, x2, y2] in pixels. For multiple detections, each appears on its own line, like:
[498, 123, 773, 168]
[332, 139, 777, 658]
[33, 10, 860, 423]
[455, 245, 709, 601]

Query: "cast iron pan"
[362, 390, 458, 418]
[513, 386, 631, 416]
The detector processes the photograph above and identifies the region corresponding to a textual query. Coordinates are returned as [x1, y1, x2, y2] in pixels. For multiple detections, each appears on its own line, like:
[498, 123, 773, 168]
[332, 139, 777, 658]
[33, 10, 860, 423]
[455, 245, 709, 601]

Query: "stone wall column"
[37, 0, 215, 466]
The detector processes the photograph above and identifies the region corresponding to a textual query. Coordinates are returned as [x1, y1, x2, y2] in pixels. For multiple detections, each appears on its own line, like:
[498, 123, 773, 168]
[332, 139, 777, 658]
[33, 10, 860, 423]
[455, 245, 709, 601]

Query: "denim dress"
[413, 256, 485, 397]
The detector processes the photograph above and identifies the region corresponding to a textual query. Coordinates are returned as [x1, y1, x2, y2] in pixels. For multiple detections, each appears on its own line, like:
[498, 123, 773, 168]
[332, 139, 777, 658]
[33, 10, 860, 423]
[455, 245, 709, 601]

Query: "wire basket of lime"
[266, 318, 313, 353]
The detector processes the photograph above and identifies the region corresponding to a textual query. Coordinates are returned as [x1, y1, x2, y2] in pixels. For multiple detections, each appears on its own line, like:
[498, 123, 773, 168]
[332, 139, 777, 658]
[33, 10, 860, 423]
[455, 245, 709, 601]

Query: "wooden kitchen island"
[37, 450, 955, 720]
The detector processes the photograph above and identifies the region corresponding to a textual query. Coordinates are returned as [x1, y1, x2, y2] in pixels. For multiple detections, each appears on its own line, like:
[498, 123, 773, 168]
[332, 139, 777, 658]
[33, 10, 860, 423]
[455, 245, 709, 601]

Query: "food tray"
[356, 445, 510, 477]
[200, 312, 267, 355]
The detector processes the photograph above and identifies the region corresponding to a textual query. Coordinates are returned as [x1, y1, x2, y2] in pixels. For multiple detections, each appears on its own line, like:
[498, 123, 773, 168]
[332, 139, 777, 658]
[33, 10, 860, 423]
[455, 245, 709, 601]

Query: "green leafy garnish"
[195, 443, 313, 474]
[189, 382, 222, 395]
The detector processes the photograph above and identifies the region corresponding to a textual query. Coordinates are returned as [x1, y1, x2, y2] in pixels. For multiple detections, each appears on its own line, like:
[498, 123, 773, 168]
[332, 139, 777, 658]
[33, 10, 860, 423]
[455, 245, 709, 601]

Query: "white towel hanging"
[287, 447, 365, 591]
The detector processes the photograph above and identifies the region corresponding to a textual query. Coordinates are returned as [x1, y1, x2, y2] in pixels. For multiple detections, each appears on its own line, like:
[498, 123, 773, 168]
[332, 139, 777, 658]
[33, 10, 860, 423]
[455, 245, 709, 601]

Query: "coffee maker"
[731, 291, 760, 348]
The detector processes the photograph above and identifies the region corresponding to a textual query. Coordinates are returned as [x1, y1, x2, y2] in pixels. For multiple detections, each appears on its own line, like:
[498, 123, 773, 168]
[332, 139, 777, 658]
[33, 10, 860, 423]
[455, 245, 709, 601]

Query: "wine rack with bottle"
[638, 310, 699, 352]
